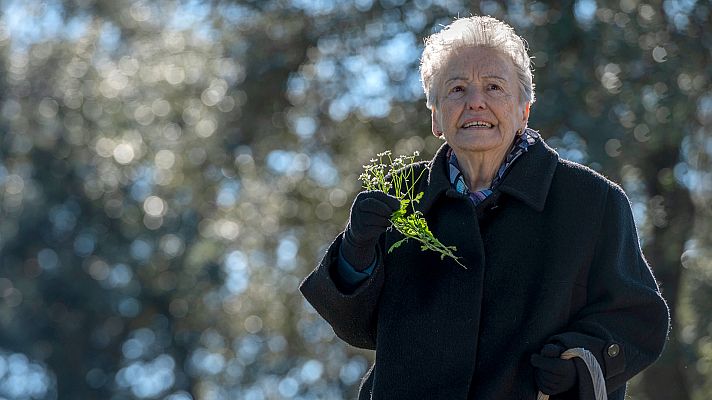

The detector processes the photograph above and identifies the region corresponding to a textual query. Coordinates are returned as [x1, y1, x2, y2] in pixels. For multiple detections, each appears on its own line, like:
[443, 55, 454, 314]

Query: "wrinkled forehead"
[438, 46, 516, 83]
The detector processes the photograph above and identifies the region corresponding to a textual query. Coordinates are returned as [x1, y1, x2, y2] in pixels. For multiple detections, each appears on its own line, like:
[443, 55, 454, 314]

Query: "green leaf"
[388, 238, 408, 253]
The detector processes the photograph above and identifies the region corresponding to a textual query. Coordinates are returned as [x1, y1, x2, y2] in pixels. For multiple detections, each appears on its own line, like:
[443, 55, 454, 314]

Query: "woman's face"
[432, 46, 529, 157]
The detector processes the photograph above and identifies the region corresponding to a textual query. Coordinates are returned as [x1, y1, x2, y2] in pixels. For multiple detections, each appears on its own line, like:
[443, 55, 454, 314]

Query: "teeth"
[463, 121, 493, 128]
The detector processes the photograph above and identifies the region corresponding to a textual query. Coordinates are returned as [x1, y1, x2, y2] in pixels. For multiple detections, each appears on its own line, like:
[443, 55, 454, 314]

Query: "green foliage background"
[0, 0, 710, 399]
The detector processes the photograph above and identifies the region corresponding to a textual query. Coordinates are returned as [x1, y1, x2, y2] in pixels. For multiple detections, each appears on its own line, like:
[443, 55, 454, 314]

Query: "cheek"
[493, 99, 521, 123]
[446, 97, 466, 111]
[438, 103, 456, 125]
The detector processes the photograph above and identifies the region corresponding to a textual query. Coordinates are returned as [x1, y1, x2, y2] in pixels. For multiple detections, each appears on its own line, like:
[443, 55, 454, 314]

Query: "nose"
[465, 88, 486, 110]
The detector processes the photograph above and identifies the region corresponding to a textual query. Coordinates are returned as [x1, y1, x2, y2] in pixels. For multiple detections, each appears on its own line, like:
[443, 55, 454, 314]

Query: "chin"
[449, 134, 505, 154]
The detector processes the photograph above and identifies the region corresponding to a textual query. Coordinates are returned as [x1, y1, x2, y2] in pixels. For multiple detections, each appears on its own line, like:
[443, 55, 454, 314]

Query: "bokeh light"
[0, 0, 711, 399]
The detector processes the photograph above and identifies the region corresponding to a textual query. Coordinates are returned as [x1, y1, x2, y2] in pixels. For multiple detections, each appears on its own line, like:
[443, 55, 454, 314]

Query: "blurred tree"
[0, 0, 710, 399]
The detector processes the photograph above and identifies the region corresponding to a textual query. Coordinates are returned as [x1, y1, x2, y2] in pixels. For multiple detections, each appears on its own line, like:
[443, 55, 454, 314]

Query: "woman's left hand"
[530, 343, 578, 395]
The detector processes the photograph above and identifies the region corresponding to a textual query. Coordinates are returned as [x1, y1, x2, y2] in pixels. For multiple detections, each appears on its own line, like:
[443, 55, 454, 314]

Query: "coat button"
[607, 344, 620, 358]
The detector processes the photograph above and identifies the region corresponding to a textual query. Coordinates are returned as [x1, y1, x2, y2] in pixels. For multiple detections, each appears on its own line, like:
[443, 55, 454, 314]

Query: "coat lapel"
[497, 139, 559, 212]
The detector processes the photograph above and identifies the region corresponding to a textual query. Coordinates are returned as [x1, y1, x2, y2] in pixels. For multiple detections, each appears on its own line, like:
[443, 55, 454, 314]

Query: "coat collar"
[419, 137, 559, 214]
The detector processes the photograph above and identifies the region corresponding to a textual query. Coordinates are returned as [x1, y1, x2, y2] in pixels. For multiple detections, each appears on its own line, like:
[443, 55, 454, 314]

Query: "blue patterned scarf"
[448, 128, 540, 206]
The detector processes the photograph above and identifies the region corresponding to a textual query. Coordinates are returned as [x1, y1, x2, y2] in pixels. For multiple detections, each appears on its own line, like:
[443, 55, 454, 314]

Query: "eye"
[447, 85, 465, 98]
[487, 83, 502, 91]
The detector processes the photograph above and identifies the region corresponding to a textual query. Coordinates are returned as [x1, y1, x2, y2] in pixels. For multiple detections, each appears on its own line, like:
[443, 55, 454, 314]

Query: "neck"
[453, 145, 512, 191]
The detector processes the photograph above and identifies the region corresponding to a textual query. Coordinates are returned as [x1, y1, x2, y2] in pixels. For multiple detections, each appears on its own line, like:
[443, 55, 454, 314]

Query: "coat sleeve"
[299, 233, 385, 350]
[548, 184, 670, 398]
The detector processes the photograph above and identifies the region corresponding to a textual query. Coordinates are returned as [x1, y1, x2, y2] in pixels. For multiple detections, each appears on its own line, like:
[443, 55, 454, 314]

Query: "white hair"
[420, 15, 535, 109]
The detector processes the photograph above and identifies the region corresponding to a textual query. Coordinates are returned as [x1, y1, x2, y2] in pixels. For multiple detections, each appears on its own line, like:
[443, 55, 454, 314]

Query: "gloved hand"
[340, 191, 400, 271]
[530, 343, 578, 395]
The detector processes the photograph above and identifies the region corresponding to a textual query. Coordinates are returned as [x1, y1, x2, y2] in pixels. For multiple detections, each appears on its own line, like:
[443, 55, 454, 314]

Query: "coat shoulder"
[408, 160, 430, 173]
[388, 159, 430, 177]
[554, 158, 628, 201]
[397, 160, 431, 189]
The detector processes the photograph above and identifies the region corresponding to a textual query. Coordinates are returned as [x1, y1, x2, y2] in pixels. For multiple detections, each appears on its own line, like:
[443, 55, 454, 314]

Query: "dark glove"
[531, 343, 578, 395]
[340, 191, 400, 271]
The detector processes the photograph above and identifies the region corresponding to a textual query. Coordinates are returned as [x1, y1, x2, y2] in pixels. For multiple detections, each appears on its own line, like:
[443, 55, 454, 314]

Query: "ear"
[431, 108, 442, 138]
[521, 102, 531, 125]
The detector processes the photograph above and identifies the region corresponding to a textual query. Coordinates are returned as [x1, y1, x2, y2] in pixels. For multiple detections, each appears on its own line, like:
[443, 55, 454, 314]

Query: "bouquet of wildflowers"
[359, 151, 464, 268]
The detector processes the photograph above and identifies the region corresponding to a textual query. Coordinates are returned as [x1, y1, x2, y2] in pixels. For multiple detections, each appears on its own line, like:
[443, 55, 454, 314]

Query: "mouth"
[461, 120, 494, 129]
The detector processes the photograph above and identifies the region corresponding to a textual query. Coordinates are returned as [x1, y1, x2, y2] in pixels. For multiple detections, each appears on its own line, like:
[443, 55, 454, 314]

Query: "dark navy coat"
[300, 139, 669, 399]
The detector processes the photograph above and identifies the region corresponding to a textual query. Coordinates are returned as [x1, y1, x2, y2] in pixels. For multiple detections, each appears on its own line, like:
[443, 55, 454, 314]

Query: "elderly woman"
[300, 16, 669, 400]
